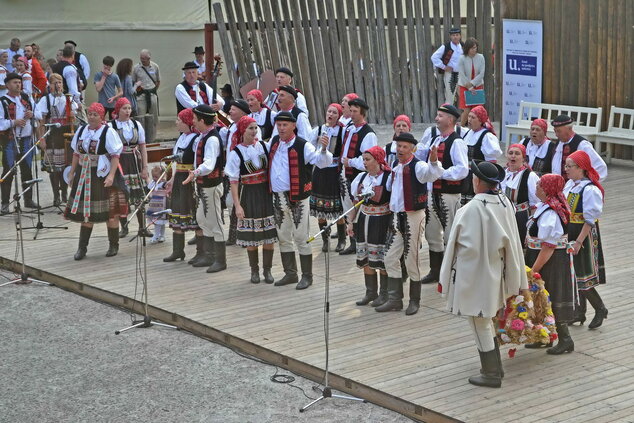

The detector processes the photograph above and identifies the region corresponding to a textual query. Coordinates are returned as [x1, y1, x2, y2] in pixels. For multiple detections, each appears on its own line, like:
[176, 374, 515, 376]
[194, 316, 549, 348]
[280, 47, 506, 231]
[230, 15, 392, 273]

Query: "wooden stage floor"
[2, 163, 634, 422]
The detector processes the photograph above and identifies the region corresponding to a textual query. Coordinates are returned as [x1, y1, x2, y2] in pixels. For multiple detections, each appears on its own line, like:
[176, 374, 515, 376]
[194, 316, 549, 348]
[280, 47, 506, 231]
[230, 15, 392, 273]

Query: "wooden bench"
[505, 101, 602, 147]
[595, 106, 634, 163]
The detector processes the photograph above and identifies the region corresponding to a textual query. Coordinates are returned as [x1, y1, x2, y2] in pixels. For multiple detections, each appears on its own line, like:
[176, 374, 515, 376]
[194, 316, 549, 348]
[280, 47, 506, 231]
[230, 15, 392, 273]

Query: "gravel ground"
[0, 272, 414, 423]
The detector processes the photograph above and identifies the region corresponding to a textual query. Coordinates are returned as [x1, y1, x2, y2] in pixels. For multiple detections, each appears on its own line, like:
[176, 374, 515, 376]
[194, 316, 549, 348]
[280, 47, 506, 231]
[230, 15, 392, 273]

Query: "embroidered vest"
[437, 41, 464, 73]
[259, 108, 274, 141]
[176, 80, 209, 112]
[431, 132, 464, 194]
[176, 133, 197, 165]
[357, 171, 390, 206]
[0, 93, 32, 140]
[559, 134, 585, 179]
[269, 136, 313, 202]
[110, 119, 140, 147]
[195, 129, 224, 187]
[234, 141, 269, 176]
[344, 123, 374, 180]
[396, 158, 429, 211]
[522, 137, 556, 176]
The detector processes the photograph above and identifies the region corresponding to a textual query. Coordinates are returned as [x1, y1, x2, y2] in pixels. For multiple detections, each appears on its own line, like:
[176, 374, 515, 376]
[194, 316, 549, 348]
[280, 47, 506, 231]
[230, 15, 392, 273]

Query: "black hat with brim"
[394, 132, 417, 145]
[64, 40, 77, 46]
[470, 160, 505, 185]
[438, 103, 461, 119]
[552, 114, 573, 127]
[230, 99, 250, 115]
[348, 98, 369, 110]
[182, 61, 199, 71]
[278, 85, 298, 99]
[449, 27, 461, 34]
[5, 72, 22, 83]
[193, 46, 205, 55]
[193, 104, 216, 117]
[274, 111, 297, 123]
[275, 67, 294, 78]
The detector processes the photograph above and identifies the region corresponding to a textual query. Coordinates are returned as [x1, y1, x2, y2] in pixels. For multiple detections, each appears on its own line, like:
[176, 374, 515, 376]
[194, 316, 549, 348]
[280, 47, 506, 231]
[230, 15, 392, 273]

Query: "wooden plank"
[374, 0, 394, 120]
[335, 0, 354, 93]
[414, 0, 433, 122]
[319, 0, 345, 101]
[269, 0, 291, 69]
[405, 0, 422, 122]
[421, 0, 439, 118]
[385, 0, 403, 114]
[482, 0, 493, 114]
[466, 0, 475, 37]
[357, 0, 378, 122]
[241, 0, 265, 79]
[492, 0, 503, 121]
[305, 0, 330, 119]
[452, 0, 461, 29]
[261, 0, 281, 70]
[212, 4, 239, 92]
[230, 0, 255, 82]
[432, 0, 443, 50]
[289, 0, 318, 124]
[252, 0, 273, 71]
[345, 0, 366, 99]
[279, 0, 304, 97]
[223, 0, 251, 86]
[394, 0, 412, 116]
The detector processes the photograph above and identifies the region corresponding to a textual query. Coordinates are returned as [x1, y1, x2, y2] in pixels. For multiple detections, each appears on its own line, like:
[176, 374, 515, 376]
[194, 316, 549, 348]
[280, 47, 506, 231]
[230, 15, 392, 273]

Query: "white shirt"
[310, 124, 342, 167]
[174, 81, 224, 110]
[224, 141, 269, 182]
[19, 72, 32, 97]
[431, 42, 463, 70]
[418, 125, 469, 149]
[77, 53, 91, 81]
[35, 93, 78, 120]
[264, 89, 309, 118]
[387, 157, 444, 212]
[110, 119, 146, 145]
[62, 64, 81, 101]
[0, 93, 36, 137]
[530, 204, 565, 246]
[192, 130, 221, 177]
[0, 64, 8, 97]
[563, 178, 603, 223]
[219, 122, 263, 161]
[501, 168, 539, 207]
[338, 116, 352, 127]
[415, 132, 469, 189]
[270, 108, 312, 141]
[463, 127, 502, 162]
[525, 138, 551, 167]
[250, 108, 277, 128]
[172, 132, 197, 155]
[552, 135, 608, 181]
[342, 123, 378, 171]
[6, 48, 24, 72]
[350, 171, 385, 201]
[270, 136, 333, 193]
[71, 125, 123, 177]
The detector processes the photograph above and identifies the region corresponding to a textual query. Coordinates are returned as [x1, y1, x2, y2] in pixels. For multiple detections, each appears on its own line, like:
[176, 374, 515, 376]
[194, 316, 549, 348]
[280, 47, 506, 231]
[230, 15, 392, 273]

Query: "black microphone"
[44, 122, 62, 128]
[152, 208, 172, 216]
[24, 178, 43, 185]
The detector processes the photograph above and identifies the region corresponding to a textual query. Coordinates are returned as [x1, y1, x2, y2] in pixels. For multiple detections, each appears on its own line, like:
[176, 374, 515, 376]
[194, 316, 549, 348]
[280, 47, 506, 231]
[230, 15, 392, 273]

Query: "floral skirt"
[310, 166, 343, 220]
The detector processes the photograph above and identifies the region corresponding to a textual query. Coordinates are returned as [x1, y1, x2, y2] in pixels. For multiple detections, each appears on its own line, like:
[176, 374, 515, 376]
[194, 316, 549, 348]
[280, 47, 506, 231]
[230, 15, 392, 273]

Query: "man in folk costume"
[340, 97, 378, 255]
[0, 73, 37, 213]
[439, 160, 528, 388]
[375, 133, 443, 315]
[431, 27, 463, 105]
[51, 46, 82, 104]
[550, 114, 607, 182]
[175, 61, 224, 113]
[521, 118, 556, 176]
[270, 85, 311, 141]
[415, 104, 469, 286]
[269, 112, 332, 290]
[182, 105, 227, 273]
[264, 67, 309, 117]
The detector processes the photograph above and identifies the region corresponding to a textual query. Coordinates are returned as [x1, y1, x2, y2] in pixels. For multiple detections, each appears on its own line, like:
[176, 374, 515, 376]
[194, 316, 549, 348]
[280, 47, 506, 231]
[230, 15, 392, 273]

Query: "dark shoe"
[206, 241, 227, 273]
[547, 323, 574, 355]
[493, 337, 504, 378]
[375, 277, 404, 312]
[335, 223, 347, 252]
[188, 235, 205, 264]
[296, 254, 313, 290]
[371, 274, 388, 307]
[468, 349, 502, 388]
[61, 188, 68, 203]
[138, 228, 154, 238]
[23, 198, 39, 209]
[262, 249, 275, 284]
[248, 249, 260, 284]
[74, 225, 93, 260]
[524, 342, 553, 349]
[118, 217, 129, 238]
[585, 288, 608, 329]
[164, 232, 186, 262]
[588, 308, 608, 329]
[356, 273, 378, 305]
[421, 250, 443, 284]
[53, 195, 61, 207]
[319, 222, 329, 252]
[405, 280, 422, 315]
[187, 235, 197, 245]
[192, 236, 215, 267]
[1, 203, 9, 215]
[569, 315, 586, 325]
[274, 252, 298, 286]
[339, 237, 356, 255]
[105, 227, 119, 257]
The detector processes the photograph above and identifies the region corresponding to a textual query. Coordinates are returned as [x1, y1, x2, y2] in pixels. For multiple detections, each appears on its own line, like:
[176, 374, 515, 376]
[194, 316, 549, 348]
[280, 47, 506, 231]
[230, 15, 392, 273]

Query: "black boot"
[262, 248, 275, 284]
[371, 273, 388, 307]
[570, 292, 587, 325]
[192, 236, 215, 267]
[319, 222, 329, 253]
[22, 185, 38, 209]
[421, 251, 443, 284]
[105, 227, 119, 257]
[493, 337, 504, 378]
[339, 237, 356, 255]
[1, 177, 13, 213]
[206, 241, 227, 273]
[405, 279, 422, 315]
[335, 223, 347, 252]
[356, 273, 378, 305]
[248, 249, 260, 284]
[468, 349, 502, 388]
[585, 288, 608, 329]
[163, 232, 186, 262]
[136, 211, 153, 238]
[74, 225, 93, 260]
[187, 235, 197, 245]
[118, 217, 129, 238]
[60, 177, 68, 203]
[296, 254, 313, 290]
[274, 252, 298, 286]
[49, 173, 61, 206]
[188, 235, 205, 264]
[375, 277, 404, 312]
[226, 207, 237, 246]
[547, 322, 575, 355]
[524, 341, 553, 349]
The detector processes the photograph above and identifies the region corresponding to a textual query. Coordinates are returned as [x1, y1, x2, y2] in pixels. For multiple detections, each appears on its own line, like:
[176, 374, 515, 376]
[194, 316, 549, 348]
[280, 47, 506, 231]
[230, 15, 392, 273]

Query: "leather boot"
[74, 225, 93, 260]
[206, 241, 227, 273]
[22, 185, 38, 209]
[296, 254, 313, 290]
[585, 288, 608, 329]
[188, 235, 205, 264]
[375, 277, 404, 312]
[49, 173, 60, 206]
[524, 341, 553, 349]
[371, 273, 388, 307]
[118, 217, 129, 238]
[405, 279, 422, 315]
[319, 221, 329, 253]
[468, 349, 502, 388]
[226, 208, 237, 246]
[493, 337, 504, 378]
[274, 252, 298, 286]
[339, 237, 356, 255]
[262, 248, 275, 284]
[335, 223, 347, 252]
[570, 292, 587, 325]
[356, 273, 378, 305]
[421, 250, 443, 284]
[105, 227, 119, 257]
[248, 249, 260, 284]
[163, 232, 186, 262]
[547, 323, 575, 354]
[60, 178, 68, 203]
[192, 236, 215, 267]
[187, 235, 197, 245]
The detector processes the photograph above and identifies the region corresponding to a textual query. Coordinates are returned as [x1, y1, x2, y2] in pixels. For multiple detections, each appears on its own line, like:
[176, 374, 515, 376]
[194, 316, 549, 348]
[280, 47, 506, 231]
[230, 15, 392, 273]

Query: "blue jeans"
[1, 136, 35, 204]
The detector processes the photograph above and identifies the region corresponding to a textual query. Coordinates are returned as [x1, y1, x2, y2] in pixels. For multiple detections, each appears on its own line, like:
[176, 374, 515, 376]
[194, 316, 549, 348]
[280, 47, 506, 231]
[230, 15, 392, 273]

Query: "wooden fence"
[212, 0, 495, 125]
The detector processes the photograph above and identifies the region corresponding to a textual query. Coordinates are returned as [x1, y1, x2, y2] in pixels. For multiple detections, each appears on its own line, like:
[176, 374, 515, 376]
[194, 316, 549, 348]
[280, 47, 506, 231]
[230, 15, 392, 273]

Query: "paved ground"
[0, 271, 413, 423]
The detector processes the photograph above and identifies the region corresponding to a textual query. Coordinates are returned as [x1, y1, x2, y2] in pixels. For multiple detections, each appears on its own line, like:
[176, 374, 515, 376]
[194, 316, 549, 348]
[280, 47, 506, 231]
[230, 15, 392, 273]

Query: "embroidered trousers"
[467, 316, 496, 352]
[274, 192, 311, 255]
[196, 184, 225, 241]
[384, 209, 426, 281]
[425, 192, 461, 252]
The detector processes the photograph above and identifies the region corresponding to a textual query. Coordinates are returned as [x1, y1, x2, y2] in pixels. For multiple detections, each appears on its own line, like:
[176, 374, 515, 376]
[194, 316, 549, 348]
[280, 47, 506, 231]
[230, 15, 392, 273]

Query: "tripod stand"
[115, 164, 176, 335]
[0, 181, 51, 287]
[300, 196, 370, 413]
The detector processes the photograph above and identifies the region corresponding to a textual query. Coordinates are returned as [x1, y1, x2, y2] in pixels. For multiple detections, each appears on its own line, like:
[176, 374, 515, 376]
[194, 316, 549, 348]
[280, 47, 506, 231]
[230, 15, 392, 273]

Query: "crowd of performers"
[1, 63, 610, 389]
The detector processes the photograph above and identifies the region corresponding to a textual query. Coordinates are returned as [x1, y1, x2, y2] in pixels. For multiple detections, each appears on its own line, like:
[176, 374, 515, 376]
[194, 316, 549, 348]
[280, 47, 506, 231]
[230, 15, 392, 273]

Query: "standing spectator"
[192, 46, 206, 80]
[0, 50, 8, 97]
[94, 56, 122, 119]
[431, 27, 463, 105]
[132, 49, 160, 140]
[5, 38, 23, 72]
[23, 45, 47, 95]
[116, 58, 137, 115]
[13, 57, 33, 98]
[457, 37, 486, 126]
[63, 40, 90, 90]
[55, 49, 63, 63]
[30, 43, 45, 62]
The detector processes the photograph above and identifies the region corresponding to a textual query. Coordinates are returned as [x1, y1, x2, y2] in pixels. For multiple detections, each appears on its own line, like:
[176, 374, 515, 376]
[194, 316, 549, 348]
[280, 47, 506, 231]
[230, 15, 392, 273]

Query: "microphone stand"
[0, 181, 51, 287]
[115, 163, 177, 334]
[300, 196, 369, 413]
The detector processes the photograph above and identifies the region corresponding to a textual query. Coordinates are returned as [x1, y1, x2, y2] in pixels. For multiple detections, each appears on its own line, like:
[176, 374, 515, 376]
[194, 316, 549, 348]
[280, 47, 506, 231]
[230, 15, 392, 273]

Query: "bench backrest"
[517, 101, 602, 132]
[607, 106, 634, 133]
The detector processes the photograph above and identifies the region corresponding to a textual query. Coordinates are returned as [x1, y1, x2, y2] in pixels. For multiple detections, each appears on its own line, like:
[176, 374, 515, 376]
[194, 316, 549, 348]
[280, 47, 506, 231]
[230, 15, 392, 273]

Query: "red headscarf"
[365, 145, 391, 172]
[539, 174, 570, 226]
[343, 93, 358, 102]
[231, 116, 257, 151]
[247, 89, 267, 109]
[471, 105, 496, 136]
[87, 102, 106, 119]
[113, 97, 130, 120]
[178, 108, 194, 130]
[568, 150, 605, 198]
[508, 143, 527, 157]
[531, 118, 548, 134]
[328, 103, 343, 117]
[393, 114, 412, 129]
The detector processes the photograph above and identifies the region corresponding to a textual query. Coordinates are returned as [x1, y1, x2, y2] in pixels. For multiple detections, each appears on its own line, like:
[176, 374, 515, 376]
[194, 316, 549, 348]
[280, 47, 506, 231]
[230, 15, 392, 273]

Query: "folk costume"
[263, 67, 309, 118]
[375, 133, 443, 316]
[248, 89, 277, 141]
[175, 62, 224, 113]
[430, 27, 463, 105]
[51, 59, 81, 103]
[385, 115, 412, 167]
[269, 112, 333, 290]
[440, 160, 528, 388]
[521, 118, 556, 176]
[269, 85, 311, 141]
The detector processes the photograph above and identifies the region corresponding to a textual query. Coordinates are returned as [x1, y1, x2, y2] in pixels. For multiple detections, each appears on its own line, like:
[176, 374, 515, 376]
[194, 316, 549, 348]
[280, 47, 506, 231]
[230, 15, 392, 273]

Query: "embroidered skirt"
[569, 221, 606, 290]
[42, 126, 69, 173]
[310, 166, 343, 220]
[354, 204, 392, 270]
[120, 150, 146, 205]
[168, 170, 198, 231]
[236, 181, 277, 247]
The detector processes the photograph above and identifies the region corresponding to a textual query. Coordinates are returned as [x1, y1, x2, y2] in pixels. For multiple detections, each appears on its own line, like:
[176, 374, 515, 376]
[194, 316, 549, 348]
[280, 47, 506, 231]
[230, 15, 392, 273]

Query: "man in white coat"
[439, 160, 528, 388]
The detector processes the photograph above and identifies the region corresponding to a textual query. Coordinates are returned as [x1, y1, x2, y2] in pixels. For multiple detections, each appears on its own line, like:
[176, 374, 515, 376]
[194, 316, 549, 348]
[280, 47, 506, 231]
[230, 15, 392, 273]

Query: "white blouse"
[462, 127, 502, 162]
[71, 125, 123, 177]
[224, 141, 269, 182]
[35, 94, 78, 120]
[350, 171, 385, 200]
[530, 203, 565, 246]
[501, 168, 539, 207]
[563, 178, 603, 223]
[110, 119, 146, 144]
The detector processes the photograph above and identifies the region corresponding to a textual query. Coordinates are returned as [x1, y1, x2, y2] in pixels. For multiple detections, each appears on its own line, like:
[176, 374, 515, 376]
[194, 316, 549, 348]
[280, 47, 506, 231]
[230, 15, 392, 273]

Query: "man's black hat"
[278, 85, 298, 99]
[64, 40, 77, 47]
[275, 67, 294, 78]
[4, 72, 22, 83]
[193, 104, 216, 117]
[193, 46, 205, 55]
[230, 99, 250, 115]
[449, 27, 461, 34]
[394, 132, 417, 145]
[182, 61, 199, 71]
[470, 160, 505, 185]
[274, 111, 297, 123]
[552, 114, 573, 127]
[438, 103, 461, 119]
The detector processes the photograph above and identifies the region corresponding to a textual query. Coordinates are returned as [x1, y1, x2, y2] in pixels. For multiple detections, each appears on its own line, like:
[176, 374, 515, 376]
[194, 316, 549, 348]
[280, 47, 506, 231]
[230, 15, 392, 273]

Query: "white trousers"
[467, 316, 496, 352]
[274, 192, 311, 255]
[384, 210, 426, 280]
[196, 184, 225, 241]
[425, 192, 461, 252]
[443, 71, 458, 105]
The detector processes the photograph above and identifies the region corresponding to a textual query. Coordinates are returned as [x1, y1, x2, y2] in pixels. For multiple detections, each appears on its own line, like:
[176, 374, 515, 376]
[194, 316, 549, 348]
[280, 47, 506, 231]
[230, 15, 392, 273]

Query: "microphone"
[359, 190, 374, 199]
[24, 178, 43, 185]
[152, 208, 172, 216]
[44, 122, 62, 128]
[162, 153, 183, 161]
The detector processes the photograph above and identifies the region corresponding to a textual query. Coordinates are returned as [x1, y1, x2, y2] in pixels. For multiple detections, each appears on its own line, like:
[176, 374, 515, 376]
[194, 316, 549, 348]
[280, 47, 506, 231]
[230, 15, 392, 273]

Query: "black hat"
[64, 40, 77, 46]
[278, 85, 298, 99]
[4, 72, 22, 83]
[552, 114, 573, 127]
[230, 99, 250, 115]
[193, 104, 216, 117]
[275, 67, 294, 78]
[274, 111, 297, 123]
[348, 97, 369, 110]
[182, 61, 199, 70]
[470, 160, 505, 185]
[394, 132, 418, 145]
[221, 83, 233, 95]
[449, 27, 461, 34]
[193, 46, 205, 55]
[438, 103, 461, 119]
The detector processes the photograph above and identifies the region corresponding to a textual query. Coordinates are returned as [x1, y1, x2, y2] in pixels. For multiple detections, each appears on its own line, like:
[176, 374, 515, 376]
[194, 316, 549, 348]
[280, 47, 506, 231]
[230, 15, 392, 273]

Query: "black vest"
[195, 129, 224, 187]
[233, 141, 269, 175]
[175, 133, 197, 165]
[431, 132, 465, 194]
[385, 141, 397, 168]
[463, 129, 490, 197]
[399, 158, 429, 211]
[110, 119, 140, 146]
[176, 80, 209, 112]
[431, 124, 466, 139]
[344, 123, 375, 180]
[259, 108, 274, 141]
[522, 137, 556, 176]
[269, 136, 313, 202]
[73, 52, 87, 88]
[51, 61, 76, 94]
[357, 171, 390, 206]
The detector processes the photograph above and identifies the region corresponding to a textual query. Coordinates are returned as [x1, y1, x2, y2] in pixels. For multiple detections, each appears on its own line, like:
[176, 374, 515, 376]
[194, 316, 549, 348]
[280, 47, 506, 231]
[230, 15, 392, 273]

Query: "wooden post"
[204, 23, 215, 85]
[212, 3, 239, 92]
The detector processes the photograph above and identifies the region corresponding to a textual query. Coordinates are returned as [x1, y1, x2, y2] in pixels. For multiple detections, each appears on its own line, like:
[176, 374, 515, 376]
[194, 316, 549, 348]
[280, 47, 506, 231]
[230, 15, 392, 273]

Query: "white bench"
[505, 101, 602, 147]
[595, 106, 634, 163]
